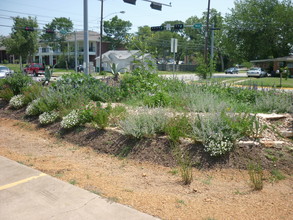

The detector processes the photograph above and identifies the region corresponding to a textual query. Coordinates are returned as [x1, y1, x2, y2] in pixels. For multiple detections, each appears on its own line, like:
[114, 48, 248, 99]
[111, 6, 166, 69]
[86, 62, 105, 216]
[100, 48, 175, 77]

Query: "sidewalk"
[0, 156, 159, 220]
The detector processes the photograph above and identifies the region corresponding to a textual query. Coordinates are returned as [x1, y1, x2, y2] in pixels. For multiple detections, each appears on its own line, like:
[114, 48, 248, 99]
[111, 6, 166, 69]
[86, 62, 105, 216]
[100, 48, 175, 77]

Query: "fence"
[157, 64, 197, 72]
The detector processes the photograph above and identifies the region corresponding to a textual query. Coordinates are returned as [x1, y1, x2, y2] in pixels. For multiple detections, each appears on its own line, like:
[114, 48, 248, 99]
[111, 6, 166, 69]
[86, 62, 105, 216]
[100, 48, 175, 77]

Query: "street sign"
[60, 29, 67, 34]
[193, 23, 202, 29]
[171, 38, 178, 53]
[166, 23, 171, 31]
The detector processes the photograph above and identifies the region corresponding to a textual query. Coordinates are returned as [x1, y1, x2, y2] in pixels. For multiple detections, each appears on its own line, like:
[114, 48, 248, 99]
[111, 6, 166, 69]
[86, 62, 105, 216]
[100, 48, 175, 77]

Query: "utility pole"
[74, 31, 78, 72]
[210, 23, 214, 62]
[99, 0, 104, 74]
[204, 0, 211, 64]
[83, 0, 89, 74]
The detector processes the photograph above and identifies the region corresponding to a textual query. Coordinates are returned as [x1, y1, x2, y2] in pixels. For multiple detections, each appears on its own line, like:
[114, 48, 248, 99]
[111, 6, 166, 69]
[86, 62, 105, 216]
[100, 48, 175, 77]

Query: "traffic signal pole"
[204, 0, 211, 64]
[83, 0, 89, 75]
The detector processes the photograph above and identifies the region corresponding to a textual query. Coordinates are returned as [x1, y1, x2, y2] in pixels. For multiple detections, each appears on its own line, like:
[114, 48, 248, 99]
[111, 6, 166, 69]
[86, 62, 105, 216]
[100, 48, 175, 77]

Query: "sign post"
[171, 38, 178, 73]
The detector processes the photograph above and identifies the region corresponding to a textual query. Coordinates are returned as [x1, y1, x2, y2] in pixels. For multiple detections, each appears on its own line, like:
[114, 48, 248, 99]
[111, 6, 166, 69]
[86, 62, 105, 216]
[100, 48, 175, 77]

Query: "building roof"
[96, 50, 141, 60]
[66, 31, 100, 42]
[251, 55, 293, 63]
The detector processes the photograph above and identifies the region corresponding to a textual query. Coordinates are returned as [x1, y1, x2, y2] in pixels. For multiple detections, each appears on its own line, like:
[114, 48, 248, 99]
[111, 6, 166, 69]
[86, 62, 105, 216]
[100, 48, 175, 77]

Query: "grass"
[237, 77, 293, 88]
[247, 162, 264, 190]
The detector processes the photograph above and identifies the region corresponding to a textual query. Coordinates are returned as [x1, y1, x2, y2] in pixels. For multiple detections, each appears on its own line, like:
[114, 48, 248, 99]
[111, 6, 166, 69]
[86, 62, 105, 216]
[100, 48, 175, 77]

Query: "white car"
[247, 67, 267, 77]
[0, 65, 13, 78]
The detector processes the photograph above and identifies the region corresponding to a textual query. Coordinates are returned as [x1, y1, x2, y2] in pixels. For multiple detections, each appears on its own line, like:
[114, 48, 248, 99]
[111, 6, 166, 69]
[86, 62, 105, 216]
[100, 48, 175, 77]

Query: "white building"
[95, 50, 154, 72]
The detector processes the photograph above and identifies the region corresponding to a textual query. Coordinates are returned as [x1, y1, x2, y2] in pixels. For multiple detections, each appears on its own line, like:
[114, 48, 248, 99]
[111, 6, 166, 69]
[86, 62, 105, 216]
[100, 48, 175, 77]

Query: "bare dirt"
[0, 101, 293, 220]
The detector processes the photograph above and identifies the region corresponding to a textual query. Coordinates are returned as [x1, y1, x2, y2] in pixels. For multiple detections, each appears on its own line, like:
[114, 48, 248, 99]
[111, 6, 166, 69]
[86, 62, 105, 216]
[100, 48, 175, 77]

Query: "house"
[35, 31, 111, 68]
[95, 50, 154, 73]
[250, 55, 293, 77]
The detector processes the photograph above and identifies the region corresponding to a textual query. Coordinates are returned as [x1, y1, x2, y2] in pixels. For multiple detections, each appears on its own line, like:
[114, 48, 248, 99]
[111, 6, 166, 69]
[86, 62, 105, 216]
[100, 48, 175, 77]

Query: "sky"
[0, 0, 236, 36]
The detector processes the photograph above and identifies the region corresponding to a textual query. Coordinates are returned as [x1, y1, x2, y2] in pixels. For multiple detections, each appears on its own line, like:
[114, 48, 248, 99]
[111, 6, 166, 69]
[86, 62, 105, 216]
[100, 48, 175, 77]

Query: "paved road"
[0, 156, 159, 220]
[160, 73, 247, 81]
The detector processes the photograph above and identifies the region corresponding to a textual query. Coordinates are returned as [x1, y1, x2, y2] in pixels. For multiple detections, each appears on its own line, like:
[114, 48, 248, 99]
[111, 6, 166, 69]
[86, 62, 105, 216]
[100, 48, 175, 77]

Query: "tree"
[2, 16, 38, 66]
[41, 17, 73, 51]
[103, 16, 132, 49]
[224, 0, 293, 61]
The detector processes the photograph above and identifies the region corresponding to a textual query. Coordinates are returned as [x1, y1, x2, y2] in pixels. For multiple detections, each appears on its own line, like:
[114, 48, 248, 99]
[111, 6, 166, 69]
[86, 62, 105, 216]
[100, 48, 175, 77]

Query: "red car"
[24, 63, 45, 76]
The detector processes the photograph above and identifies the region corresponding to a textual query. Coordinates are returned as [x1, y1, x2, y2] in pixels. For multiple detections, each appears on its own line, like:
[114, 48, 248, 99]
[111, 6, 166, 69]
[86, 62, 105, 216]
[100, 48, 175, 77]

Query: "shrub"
[143, 91, 172, 107]
[0, 87, 14, 101]
[247, 162, 264, 190]
[92, 108, 110, 129]
[255, 91, 293, 113]
[60, 110, 80, 129]
[25, 99, 42, 116]
[39, 111, 59, 125]
[0, 73, 33, 95]
[120, 108, 167, 139]
[109, 105, 127, 126]
[22, 83, 44, 105]
[164, 115, 192, 145]
[9, 94, 25, 109]
[191, 112, 239, 156]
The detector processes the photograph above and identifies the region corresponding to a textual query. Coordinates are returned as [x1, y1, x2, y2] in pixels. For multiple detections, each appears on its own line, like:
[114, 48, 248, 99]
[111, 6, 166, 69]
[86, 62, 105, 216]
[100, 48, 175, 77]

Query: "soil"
[0, 100, 293, 220]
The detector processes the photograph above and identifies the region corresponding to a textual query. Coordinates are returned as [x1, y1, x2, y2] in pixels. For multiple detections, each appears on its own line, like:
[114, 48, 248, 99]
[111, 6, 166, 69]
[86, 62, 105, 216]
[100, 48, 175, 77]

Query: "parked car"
[0, 65, 13, 79]
[24, 63, 45, 76]
[225, 67, 239, 74]
[247, 67, 268, 77]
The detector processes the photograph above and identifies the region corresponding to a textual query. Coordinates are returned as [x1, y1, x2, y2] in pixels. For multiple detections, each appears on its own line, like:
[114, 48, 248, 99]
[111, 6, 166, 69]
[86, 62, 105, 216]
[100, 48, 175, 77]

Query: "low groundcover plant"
[39, 111, 59, 125]
[60, 109, 80, 129]
[9, 94, 25, 109]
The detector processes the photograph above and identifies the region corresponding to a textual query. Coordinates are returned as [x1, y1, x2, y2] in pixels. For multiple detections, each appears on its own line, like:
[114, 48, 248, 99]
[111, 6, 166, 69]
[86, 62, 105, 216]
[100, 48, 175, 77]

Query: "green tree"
[2, 16, 38, 66]
[41, 17, 73, 52]
[103, 16, 132, 49]
[224, 0, 293, 61]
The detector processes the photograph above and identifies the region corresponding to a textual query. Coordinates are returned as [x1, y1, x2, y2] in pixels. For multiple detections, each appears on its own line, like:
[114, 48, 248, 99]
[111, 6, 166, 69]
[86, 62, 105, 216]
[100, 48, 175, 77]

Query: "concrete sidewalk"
[0, 156, 159, 220]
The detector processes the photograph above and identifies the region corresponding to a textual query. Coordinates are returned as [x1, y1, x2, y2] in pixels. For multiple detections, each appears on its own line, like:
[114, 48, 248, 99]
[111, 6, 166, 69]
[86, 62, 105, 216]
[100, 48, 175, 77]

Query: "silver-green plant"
[192, 112, 239, 156]
[9, 94, 25, 109]
[119, 108, 167, 139]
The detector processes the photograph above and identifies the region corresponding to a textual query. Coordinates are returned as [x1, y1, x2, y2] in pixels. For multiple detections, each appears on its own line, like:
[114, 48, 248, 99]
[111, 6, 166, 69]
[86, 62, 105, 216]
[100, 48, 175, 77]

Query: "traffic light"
[24, 27, 34, 31]
[174, 24, 184, 30]
[150, 2, 162, 11]
[151, 26, 164, 31]
[45, 29, 55, 34]
[123, 0, 136, 5]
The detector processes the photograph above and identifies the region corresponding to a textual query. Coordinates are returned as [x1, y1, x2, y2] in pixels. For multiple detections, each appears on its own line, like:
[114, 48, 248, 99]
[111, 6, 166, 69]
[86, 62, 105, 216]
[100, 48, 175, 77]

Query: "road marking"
[0, 173, 47, 191]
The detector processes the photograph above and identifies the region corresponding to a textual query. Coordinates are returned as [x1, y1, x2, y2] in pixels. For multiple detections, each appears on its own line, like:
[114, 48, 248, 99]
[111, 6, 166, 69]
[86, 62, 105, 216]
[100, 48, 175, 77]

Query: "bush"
[25, 99, 42, 116]
[92, 108, 110, 129]
[8, 94, 25, 109]
[191, 112, 239, 156]
[143, 91, 172, 107]
[0, 73, 33, 95]
[255, 91, 293, 113]
[120, 108, 167, 139]
[60, 110, 80, 129]
[22, 83, 44, 105]
[39, 111, 59, 125]
[164, 115, 192, 145]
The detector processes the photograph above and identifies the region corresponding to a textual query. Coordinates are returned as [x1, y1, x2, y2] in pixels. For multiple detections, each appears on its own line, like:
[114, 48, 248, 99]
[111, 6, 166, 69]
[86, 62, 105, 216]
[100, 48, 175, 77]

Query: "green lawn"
[237, 77, 293, 88]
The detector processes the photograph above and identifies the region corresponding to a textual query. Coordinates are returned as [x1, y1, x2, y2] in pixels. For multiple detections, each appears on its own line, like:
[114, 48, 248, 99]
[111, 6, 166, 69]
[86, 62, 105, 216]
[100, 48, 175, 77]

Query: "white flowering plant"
[25, 98, 41, 116]
[39, 111, 59, 125]
[9, 94, 25, 109]
[204, 134, 234, 157]
[60, 110, 80, 129]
